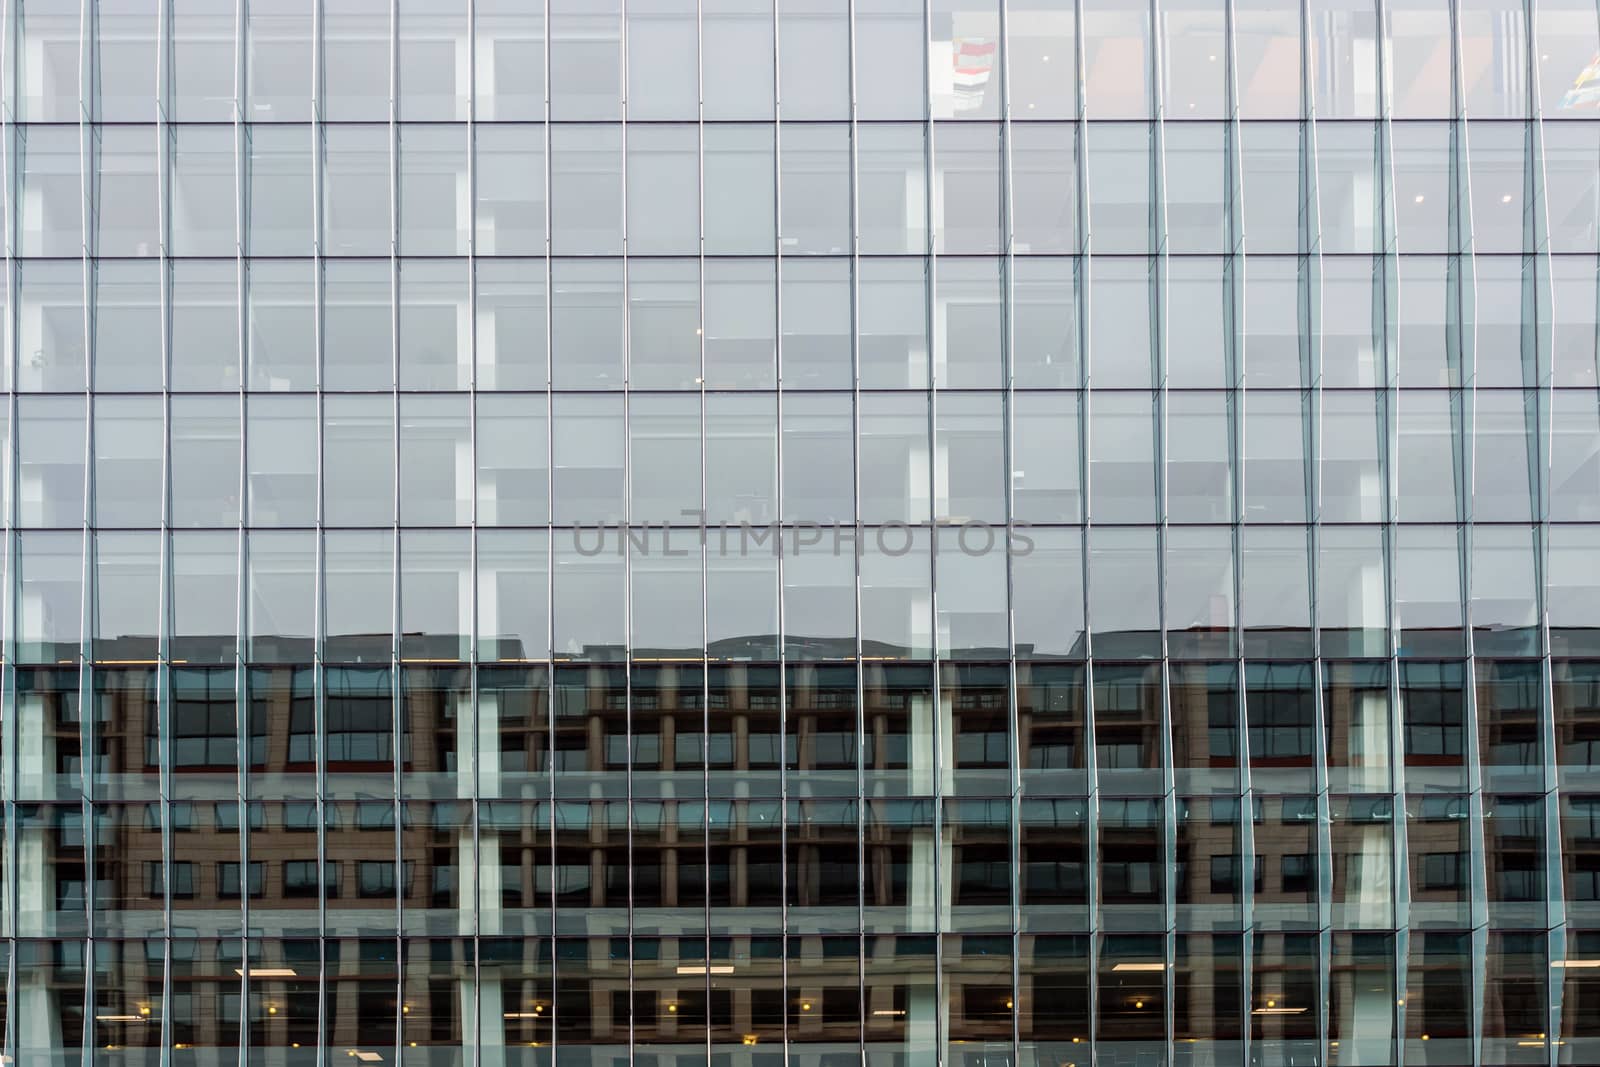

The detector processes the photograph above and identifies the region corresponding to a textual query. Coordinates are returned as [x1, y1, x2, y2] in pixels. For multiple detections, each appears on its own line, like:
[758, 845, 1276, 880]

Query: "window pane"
[399, 124, 468, 255]
[170, 259, 242, 389]
[552, 259, 625, 389]
[476, 260, 548, 390]
[248, 259, 317, 390]
[934, 123, 1002, 253]
[323, 125, 393, 256]
[704, 0, 774, 119]
[94, 396, 164, 528]
[398, 0, 467, 120]
[95, 126, 160, 256]
[19, 396, 87, 529]
[248, 395, 318, 526]
[399, 395, 471, 525]
[474, 0, 543, 119]
[322, 0, 390, 119]
[248, 0, 314, 120]
[476, 394, 549, 526]
[780, 124, 852, 254]
[323, 259, 394, 389]
[171, 125, 239, 256]
[551, 125, 624, 254]
[626, 124, 700, 255]
[398, 259, 470, 390]
[474, 124, 545, 255]
[627, 0, 698, 119]
[170, 0, 236, 120]
[550, 0, 622, 119]
[323, 395, 395, 526]
[171, 396, 243, 527]
[247, 125, 315, 255]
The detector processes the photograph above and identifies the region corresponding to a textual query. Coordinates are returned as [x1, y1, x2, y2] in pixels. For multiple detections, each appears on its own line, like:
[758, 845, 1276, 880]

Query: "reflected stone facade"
[3, 1, 1600, 1067]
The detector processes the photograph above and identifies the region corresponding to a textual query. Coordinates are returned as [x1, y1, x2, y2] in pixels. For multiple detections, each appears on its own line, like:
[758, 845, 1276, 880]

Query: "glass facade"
[0, 0, 1599, 1065]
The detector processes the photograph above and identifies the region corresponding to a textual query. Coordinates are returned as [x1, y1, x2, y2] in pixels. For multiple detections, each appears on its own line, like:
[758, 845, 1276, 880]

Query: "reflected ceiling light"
[1553, 959, 1600, 968]
[504, 1013, 543, 1019]
[1111, 962, 1167, 972]
[1414, 194, 1426, 203]
[872, 1009, 907, 1017]
[354, 1053, 384, 1063]
[236, 968, 297, 978]
[676, 965, 735, 975]
[1252, 1006, 1307, 1015]
[1501, 194, 1513, 203]
[95, 1016, 144, 1023]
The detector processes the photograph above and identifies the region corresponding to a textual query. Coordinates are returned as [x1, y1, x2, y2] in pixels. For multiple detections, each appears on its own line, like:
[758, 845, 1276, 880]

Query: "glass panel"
[92, 260, 162, 391]
[322, 0, 390, 119]
[476, 393, 549, 525]
[171, 125, 240, 256]
[247, 125, 316, 255]
[246, 259, 316, 391]
[323, 260, 394, 389]
[324, 395, 395, 526]
[474, 0, 544, 119]
[398, 394, 471, 525]
[628, 260, 700, 390]
[399, 124, 469, 256]
[94, 396, 163, 528]
[19, 260, 89, 394]
[1082, 0, 1152, 118]
[323, 125, 393, 256]
[95, 126, 161, 256]
[551, 125, 623, 254]
[477, 530, 549, 662]
[397, 0, 467, 120]
[1087, 124, 1152, 253]
[860, 258, 930, 389]
[248, 0, 314, 120]
[170, 395, 242, 526]
[627, 124, 700, 255]
[704, 0, 774, 118]
[170, 0, 234, 119]
[170, 259, 242, 389]
[780, 123, 852, 255]
[1088, 257, 1153, 387]
[398, 259, 470, 390]
[552, 259, 625, 389]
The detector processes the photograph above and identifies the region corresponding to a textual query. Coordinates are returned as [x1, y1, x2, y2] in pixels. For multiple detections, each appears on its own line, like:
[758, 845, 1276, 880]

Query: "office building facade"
[2, 0, 1600, 1065]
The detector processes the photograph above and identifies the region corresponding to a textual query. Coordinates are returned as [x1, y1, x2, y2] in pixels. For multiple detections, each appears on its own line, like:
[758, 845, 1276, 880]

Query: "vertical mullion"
[76, 0, 95, 1055]
[462, 0, 482, 1059]
[844, 2, 867, 1063]
[310, 0, 329, 1049]
[155, 0, 179, 1055]
[231, 0, 251, 1046]
[1523, 5, 1565, 1065]
[1073, 0, 1097, 1051]
[993, 3, 1022, 1067]
[386, 0, 404, 1056]
[921, 0, 944, 1058]
[0, 3, 16, 1053]
[1150, 1, 1177, 1055]
[769, 1, 790, 1062]
[542, 1, 558, 1062]
[617, 1, 637, 1056]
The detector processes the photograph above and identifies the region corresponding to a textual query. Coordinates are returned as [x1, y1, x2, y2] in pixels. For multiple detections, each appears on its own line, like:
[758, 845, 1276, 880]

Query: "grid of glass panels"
[2, 0, 1600, 1065]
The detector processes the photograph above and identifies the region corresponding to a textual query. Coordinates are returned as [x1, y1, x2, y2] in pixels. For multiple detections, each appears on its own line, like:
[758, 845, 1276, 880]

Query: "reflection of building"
[6, 2, 1600, 1066]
